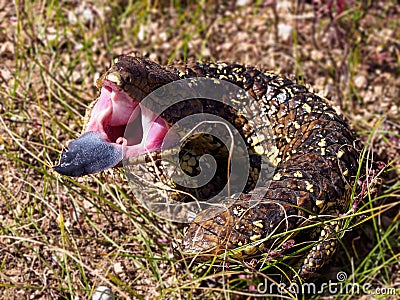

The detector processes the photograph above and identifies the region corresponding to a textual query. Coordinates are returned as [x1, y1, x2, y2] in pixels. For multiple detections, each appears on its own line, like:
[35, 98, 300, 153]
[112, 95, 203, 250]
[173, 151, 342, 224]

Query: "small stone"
[278, 23, 292, 41]
[113, 262, 123, 274]
[236, 0, 251, 6]
[354, 75, 367, 89]
[310, 50, 324, 61]
[93, 286, 114, 300]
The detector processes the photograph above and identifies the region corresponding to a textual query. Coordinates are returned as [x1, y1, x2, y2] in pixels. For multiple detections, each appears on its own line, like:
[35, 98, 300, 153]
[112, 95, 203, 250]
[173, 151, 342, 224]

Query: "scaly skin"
[55, 54, 360, 280]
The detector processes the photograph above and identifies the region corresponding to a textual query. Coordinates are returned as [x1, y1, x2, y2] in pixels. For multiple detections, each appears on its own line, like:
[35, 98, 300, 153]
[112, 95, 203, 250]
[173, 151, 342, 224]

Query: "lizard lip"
[84, 80, 170, 158]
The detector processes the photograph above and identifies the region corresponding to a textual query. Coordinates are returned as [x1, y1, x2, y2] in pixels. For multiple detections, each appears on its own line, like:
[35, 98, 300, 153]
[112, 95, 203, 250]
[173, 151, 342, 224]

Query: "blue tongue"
[54, 131, 123, 177]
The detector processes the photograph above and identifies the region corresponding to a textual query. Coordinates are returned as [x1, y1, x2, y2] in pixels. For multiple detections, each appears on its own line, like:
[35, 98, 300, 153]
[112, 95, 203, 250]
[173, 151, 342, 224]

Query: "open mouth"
[54, 80, 170, 177]
[85, 80, 170, 157]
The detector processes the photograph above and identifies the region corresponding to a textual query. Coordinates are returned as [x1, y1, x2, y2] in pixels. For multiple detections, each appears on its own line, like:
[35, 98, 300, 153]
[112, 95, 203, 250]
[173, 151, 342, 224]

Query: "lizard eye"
[121, 72, 132, 84]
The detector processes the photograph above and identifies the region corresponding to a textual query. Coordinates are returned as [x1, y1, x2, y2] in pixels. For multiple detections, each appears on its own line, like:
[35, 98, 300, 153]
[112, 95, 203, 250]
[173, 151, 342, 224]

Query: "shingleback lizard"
[54, 54, 360, 280]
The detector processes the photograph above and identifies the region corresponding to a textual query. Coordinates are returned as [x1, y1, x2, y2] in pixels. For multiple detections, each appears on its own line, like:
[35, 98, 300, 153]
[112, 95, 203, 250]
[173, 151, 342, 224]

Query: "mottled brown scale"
[98, 55, 359, 280]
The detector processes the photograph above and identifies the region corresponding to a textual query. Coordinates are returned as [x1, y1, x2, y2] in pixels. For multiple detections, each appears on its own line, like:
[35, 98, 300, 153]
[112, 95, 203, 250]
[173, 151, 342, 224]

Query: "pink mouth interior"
[85, 80, 170, 158]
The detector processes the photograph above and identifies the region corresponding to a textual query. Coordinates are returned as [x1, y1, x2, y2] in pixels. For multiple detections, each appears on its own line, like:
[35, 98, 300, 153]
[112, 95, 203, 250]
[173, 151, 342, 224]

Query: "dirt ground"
[0, 0, 399, 299]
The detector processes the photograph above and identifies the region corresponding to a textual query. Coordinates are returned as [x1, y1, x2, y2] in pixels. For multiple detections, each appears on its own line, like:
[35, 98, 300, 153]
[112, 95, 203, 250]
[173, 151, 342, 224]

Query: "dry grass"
[0, 0, 399, 299]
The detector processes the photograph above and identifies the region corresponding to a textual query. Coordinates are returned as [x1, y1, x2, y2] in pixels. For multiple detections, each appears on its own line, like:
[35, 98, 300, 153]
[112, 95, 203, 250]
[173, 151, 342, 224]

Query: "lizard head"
[54, 55, 174, 177]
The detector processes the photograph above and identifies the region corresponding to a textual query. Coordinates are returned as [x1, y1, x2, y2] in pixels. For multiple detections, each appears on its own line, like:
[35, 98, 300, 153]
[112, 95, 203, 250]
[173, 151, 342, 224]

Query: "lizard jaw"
[54, 80, 169, 177]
